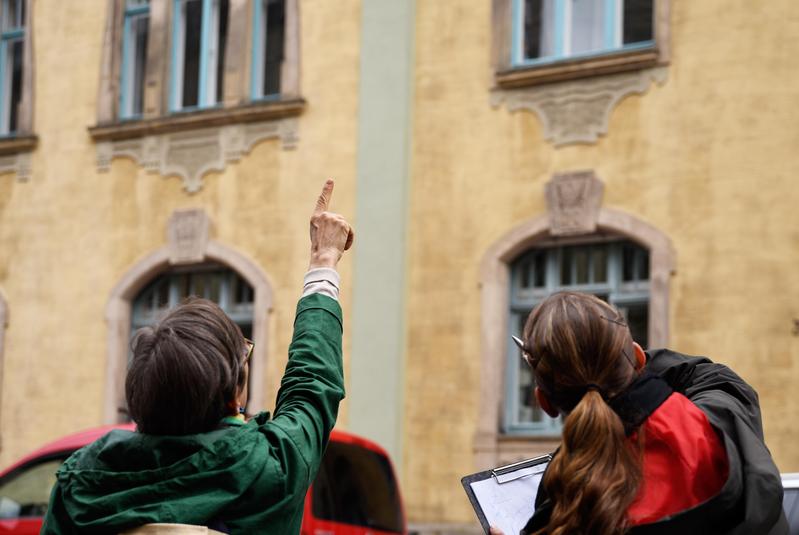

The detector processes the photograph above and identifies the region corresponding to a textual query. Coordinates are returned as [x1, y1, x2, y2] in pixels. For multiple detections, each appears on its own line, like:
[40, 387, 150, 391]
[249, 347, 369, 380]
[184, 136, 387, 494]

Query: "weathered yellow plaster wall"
[0, 0, 362, 468]
[404, 0, 799, 524]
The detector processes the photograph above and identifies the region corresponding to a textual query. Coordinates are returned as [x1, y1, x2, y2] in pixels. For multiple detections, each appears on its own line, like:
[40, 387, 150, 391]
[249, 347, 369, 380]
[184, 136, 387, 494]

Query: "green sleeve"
[261, 293, 345, 494]
[41, 481, 75, 535]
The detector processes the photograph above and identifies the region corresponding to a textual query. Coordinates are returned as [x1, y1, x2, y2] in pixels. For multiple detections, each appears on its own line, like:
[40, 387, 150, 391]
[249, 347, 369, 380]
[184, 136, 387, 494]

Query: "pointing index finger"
[314, 179, 334, 215]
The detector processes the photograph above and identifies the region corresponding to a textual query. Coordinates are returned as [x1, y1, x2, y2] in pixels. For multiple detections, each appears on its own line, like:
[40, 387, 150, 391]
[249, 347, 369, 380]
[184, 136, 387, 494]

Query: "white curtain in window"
[539, 0, 555, 58]
[569, 0, 605, 55]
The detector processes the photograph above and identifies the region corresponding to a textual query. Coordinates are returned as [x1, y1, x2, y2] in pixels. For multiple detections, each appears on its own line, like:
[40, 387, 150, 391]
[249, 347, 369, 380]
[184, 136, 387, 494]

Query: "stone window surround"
[0, 290, 7, 451]
[0, 0, 37, 182]
[103, 239, 273, 424]
[92, 0, 302, 139]
[491, 0, 671, 88]
[473, 207, 675, 470]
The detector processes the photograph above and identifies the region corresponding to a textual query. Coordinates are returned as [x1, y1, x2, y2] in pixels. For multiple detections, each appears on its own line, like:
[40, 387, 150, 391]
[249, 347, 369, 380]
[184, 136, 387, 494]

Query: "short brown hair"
[126, 297, 247, 435]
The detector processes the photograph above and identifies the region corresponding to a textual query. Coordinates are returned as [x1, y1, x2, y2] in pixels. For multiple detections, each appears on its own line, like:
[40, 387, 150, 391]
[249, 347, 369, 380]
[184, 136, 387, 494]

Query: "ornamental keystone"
[545, 171, 604, 236]
[167, 209, 211, 265]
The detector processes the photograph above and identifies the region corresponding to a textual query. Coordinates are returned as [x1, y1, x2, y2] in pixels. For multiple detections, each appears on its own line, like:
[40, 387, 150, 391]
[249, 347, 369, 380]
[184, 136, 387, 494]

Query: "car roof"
[0, 424, 391, 478]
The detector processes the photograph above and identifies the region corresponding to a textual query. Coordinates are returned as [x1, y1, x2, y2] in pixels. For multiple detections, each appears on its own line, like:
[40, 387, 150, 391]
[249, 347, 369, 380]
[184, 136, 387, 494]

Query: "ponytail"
[536, 391, 642, 535]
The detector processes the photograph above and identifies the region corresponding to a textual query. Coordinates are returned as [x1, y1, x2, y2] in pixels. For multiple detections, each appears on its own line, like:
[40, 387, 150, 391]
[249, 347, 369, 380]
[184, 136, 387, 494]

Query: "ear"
[632, 342, 647, 371]
[535, 387, 560, 418]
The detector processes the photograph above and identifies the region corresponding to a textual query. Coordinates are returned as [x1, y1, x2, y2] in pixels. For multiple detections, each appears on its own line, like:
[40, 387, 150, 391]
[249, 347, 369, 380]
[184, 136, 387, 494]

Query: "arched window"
[475, 206, 674, 469]
[105, 211, 273, 424]
[505, 238, 650, 435]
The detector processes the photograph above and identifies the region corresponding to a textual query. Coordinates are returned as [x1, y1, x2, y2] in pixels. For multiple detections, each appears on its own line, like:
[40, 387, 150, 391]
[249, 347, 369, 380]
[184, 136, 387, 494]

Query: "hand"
[489, 528, 505, 535]
[309, 179, 354, 269]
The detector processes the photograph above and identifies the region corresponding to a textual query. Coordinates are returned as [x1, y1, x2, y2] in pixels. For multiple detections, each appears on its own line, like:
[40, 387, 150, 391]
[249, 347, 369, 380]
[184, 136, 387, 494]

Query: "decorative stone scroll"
[491, 67, 667, 146]
[0, 152, 32, 182]
[167, 209, 211, 265]
[545, 170, 604, 236]
[96, 118, 299, 193]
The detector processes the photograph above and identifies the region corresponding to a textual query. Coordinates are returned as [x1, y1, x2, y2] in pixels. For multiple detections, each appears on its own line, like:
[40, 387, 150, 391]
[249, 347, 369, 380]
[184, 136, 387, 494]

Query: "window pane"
[214, 0, 229, 103]
[533, 250, 546, 288]
[592, 247, 607, 283]
[181, 0, 202, 108]
[637, 248, 650, 280]
[2, 0, 24, 30]
[560, 247, 572, 285]
[519, 259, 531, 288]
[619, 302, 648, 348]
[623, 0, 653, 45]
[570, 0, 605, 56]
[312, 441, 404, 533]
[622, 244, 635, 282]
[131, 14, 149, 116]
[0, 458, 64, 519]
[262, 0, 284, 95]
[6, 39, 22, 132]
[522, 0, 555, 60]
[155, 279, 170, 308]
[574, 247, 589, 284]
[518, 355, 541, 422]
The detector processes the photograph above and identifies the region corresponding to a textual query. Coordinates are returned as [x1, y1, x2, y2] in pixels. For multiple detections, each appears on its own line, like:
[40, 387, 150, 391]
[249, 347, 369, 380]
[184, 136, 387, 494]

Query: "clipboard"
[461, 453, 552, 534]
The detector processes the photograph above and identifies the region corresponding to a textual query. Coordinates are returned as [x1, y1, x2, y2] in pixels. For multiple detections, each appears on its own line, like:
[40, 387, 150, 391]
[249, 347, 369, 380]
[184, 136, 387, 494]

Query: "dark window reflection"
[181, 0, 202, 107]
[263, 0, 284, 96]
[623, 0, 654, 45]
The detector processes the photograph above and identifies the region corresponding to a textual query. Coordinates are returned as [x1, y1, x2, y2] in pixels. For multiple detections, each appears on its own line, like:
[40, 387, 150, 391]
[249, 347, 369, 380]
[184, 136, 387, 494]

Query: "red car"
[0, 425, 406, 535]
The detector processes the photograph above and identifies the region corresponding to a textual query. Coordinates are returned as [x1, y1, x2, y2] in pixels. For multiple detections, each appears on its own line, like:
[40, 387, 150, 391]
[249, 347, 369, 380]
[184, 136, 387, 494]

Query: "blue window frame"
[250, 0, 285, 100]
[511, 0, 654, 67]
[0, 0, 25, 135]
[170, 0, 229, 112]
[120, 0, 150, 120]
[505, 239, 650, 435]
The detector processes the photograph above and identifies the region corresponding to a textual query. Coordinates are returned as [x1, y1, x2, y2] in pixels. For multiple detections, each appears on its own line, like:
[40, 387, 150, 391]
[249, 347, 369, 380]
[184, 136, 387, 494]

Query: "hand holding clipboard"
[461, 454, 551, 535]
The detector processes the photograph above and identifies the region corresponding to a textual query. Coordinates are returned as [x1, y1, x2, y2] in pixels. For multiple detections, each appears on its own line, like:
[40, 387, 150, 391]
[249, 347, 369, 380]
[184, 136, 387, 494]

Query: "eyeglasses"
[243, 338, 254, 365]
[512, 335, 538, 368]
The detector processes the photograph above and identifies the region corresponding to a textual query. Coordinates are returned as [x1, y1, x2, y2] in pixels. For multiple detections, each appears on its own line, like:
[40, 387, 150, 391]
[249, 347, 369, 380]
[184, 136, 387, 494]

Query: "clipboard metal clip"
[491, 453, 552, 484]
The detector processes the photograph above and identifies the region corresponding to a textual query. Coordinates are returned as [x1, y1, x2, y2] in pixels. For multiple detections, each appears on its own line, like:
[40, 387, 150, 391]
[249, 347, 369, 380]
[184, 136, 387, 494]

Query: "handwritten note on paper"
[469, 464, 546, 534]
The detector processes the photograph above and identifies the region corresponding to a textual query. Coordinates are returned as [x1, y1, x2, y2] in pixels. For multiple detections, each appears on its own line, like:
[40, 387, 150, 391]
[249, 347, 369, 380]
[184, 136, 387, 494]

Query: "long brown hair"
[522, 292, 641, 535]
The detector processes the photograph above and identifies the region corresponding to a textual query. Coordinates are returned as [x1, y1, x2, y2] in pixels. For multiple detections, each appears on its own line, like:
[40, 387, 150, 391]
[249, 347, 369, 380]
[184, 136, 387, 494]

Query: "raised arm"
[260, 180, 354, 492]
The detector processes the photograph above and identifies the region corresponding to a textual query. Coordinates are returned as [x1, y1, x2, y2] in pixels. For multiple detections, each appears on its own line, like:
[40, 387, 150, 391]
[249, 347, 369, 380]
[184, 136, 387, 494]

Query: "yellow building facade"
[0, 0, 797, 531]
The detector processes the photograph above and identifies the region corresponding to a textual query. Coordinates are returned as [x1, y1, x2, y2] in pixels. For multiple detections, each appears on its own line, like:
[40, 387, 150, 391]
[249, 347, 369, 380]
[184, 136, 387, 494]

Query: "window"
[120, 0, 150, 119]
[93, 0, 302, 148]
[0, 456, 64, 519]
[0, 0, 25, 135]
[130, 265, 254, 412]
[505, 239, 650, 434]
[170, 0, 229, 112]
[513, 0, 653, 66]
[251, 0, 285, 100]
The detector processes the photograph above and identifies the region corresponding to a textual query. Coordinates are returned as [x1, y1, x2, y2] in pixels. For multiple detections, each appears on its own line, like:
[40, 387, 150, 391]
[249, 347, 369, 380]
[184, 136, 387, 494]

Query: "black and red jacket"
[522, 349, 788, 535]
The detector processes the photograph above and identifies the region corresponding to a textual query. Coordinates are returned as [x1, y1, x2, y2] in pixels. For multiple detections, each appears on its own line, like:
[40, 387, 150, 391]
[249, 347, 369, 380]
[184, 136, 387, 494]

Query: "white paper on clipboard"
[468, 460, 549, 534]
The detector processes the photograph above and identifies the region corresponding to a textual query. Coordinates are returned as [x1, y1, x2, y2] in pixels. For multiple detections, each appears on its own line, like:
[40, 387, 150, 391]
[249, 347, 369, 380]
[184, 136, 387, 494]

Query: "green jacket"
[42, 294, 345, 535]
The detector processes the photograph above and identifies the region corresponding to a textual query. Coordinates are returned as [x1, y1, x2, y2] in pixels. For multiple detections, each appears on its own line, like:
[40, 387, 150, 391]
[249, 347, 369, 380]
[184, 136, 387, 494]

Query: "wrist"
[309, 250, 340, 270]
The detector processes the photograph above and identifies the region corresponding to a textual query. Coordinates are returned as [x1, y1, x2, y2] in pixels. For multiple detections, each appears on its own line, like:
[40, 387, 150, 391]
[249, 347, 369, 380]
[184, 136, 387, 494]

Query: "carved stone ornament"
[167, 209, 211, 265]
[491, 67, 667, 146]
[545, 170, 604, 236]
[0, 152, 32, 182]
[96, 118, 299, 193]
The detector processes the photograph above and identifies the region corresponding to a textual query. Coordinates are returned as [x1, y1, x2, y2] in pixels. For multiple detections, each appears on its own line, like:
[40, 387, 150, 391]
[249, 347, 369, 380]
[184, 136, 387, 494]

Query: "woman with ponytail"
[492, 291, 786, 535]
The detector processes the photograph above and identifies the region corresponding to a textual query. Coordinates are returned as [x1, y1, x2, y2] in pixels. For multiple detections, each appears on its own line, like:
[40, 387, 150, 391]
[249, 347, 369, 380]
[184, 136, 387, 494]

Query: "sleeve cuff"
[302, 267, 340, 301]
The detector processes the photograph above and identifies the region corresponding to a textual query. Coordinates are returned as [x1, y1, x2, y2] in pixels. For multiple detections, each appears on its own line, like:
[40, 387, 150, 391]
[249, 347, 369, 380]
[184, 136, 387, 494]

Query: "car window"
[784, 487, 799, 532]
[312, 441, 403, 533]
[0, 457, 65, 519]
